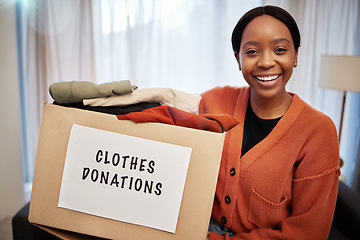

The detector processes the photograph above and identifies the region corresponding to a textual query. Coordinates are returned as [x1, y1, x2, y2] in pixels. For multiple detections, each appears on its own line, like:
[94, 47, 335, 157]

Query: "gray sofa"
[328, 180, 360, 240]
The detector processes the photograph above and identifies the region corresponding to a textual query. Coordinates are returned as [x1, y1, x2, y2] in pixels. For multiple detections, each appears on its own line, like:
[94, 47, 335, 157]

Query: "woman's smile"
[255, 74, 280, 81]
[254, 74, 281, 87]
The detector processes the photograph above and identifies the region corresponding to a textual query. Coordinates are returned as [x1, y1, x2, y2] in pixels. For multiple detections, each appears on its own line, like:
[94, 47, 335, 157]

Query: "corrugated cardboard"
[29, 103, 225, 240]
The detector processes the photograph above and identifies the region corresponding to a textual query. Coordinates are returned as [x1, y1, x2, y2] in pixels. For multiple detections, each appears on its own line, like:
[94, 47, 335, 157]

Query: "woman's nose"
[257, 52, 275, 69]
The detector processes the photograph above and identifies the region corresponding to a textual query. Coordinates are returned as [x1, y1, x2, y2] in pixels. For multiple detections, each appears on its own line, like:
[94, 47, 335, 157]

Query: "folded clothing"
[84, 88, 201, 114]
[49, 80, 137, 104]
[117, 106, 238, 133]
[53, 101, 160, 115]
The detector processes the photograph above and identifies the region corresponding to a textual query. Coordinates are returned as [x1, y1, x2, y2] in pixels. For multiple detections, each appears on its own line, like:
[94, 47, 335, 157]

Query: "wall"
[0, 2, 26, 220]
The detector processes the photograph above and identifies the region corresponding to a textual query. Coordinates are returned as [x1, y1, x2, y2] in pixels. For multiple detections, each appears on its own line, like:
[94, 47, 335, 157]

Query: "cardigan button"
[225, 196, 231, 204]
[230, 168, 236, 176]
[221, 216, 227, 225]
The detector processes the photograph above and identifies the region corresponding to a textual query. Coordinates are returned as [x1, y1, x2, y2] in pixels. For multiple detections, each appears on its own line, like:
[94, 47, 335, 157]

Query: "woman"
[202, 5, 340, 240]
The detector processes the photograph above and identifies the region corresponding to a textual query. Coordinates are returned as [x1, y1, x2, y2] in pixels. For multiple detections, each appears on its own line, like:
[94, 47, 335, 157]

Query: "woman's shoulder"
[199, 86, 250, 115]
[303, 99, 335, 126]
[291, 94, 337, 135]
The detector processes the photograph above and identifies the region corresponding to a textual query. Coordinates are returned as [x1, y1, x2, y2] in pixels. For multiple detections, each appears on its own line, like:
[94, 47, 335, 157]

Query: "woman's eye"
[245, 49, 258, 55]
[275, 47, 287, 54]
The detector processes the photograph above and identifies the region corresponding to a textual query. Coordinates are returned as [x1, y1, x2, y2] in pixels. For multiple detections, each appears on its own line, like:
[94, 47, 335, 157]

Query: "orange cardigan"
[199, 86, 340, 240]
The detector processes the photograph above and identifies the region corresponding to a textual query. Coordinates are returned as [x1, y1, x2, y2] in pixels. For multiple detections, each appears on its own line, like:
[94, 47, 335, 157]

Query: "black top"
[241, 101, 282, 157]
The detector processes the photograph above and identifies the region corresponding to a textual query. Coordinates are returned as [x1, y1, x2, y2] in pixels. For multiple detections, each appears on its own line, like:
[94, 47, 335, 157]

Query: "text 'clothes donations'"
[82, 149, 163, 196]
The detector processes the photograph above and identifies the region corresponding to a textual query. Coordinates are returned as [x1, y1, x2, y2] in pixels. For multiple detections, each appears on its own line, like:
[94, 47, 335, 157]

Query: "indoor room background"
[1, 0, 359, 224]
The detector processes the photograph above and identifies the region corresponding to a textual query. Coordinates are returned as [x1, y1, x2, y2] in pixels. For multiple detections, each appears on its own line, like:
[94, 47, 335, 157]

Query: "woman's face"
[237, 15, 298, 100]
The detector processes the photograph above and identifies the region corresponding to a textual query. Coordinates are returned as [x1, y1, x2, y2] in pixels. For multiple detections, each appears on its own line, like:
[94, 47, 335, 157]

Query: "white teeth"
[256, 75, 279, 81]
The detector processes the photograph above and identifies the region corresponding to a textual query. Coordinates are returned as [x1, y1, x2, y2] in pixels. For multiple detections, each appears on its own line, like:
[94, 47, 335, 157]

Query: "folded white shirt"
[83, 88, 201, 114]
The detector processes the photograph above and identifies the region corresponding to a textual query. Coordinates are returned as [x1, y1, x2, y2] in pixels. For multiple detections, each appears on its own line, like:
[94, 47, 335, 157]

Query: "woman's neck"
[249, 90, 293, 119]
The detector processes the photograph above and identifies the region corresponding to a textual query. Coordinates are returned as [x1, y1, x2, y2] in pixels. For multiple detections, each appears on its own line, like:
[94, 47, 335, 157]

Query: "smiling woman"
[201, 5, 340, 240]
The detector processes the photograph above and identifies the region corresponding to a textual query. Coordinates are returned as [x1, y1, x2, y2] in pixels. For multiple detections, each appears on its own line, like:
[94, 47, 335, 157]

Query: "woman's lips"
[254, 74, 281, 88]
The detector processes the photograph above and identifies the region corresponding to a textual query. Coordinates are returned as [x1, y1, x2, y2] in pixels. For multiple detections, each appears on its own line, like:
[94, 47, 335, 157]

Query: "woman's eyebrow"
[271, 38, 291, 44]
[242, 41, 259, 49]
[242, 38, 291, 49]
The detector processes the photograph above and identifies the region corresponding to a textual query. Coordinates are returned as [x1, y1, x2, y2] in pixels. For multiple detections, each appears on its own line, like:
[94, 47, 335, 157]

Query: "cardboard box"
[29, 103, 225, 240]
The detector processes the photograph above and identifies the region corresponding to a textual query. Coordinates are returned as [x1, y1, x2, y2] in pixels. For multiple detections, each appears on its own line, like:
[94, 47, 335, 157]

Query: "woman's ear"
[235, 52, 242, 71]
[293, 51, 298, 68]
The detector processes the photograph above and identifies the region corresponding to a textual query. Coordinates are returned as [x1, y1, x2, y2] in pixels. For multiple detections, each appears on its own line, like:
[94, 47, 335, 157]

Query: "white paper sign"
[58, 124, 192, 233]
